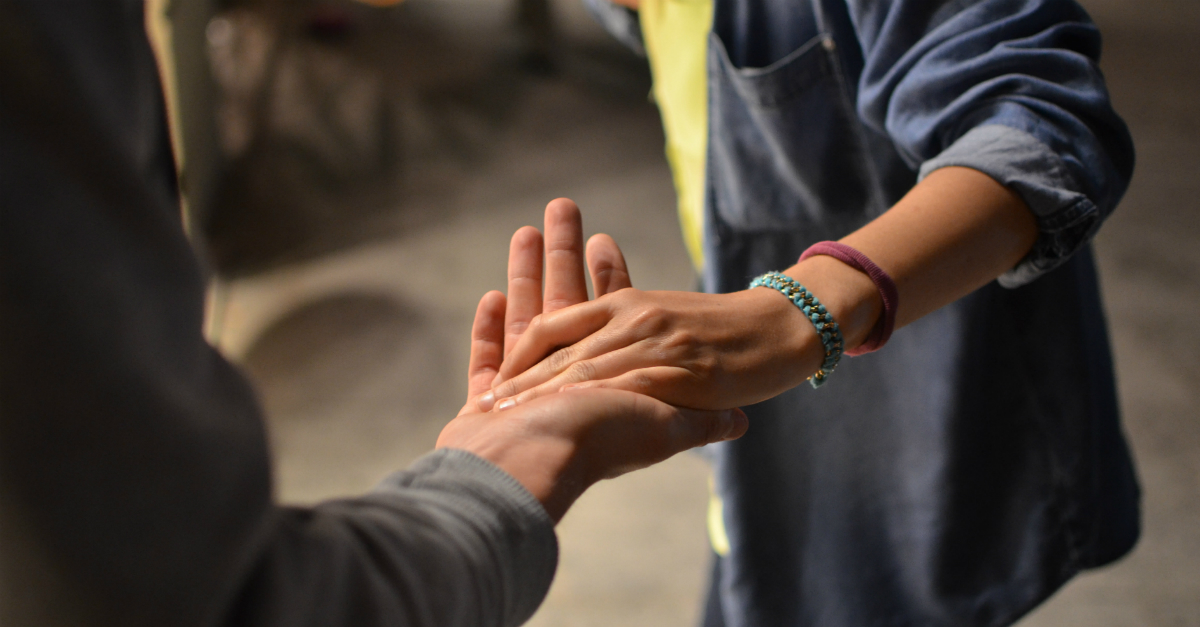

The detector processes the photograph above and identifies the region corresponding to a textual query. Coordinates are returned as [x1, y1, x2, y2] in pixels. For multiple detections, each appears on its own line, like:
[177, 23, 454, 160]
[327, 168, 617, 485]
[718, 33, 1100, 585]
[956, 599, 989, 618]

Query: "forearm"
[233, 450, 557, 627]
[484, 168, 1039, 409]
[785, 166, 1038, 353]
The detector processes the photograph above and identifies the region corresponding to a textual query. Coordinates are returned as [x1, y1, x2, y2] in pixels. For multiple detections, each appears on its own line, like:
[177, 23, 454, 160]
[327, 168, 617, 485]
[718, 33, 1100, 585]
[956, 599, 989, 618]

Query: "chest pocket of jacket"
[707, 32, 879, 234]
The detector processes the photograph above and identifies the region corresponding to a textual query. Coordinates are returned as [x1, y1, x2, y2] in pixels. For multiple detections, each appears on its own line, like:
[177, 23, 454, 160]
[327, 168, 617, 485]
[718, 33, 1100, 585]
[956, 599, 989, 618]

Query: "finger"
[578, 391, 748, 481]
[505, 226, 544, 358]
[494, 344, 680, 409]
[479, 302, 615, 412]
[586, 233, 632, 297]
[495, 299, 614, 383]
[669, 406, 749, 449]
[462, 291, 507, 414]
[556, 366, 719, 408]
[542, 198, 588, 312]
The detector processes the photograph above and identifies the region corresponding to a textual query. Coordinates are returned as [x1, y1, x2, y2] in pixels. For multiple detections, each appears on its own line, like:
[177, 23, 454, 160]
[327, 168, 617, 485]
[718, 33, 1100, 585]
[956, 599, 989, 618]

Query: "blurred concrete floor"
[205, 0, 1199, 624]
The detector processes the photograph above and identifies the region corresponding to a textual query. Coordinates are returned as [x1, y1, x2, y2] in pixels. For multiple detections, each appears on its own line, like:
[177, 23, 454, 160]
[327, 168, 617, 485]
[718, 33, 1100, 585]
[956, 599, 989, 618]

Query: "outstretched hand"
[466, 199, 818, 413]
[464, 205, 832, 413]
[439, 198, 745, 522]
[457, 197, 633, 416]
[477, 285, 826, 411]
[473, 167, 1038, 413]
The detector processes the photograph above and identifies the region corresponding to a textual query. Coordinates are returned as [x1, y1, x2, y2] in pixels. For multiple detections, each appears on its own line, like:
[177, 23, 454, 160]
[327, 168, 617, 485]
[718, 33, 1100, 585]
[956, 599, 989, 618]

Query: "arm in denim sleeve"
[843, 0, 1134, 285]
[581, 0, 646, 56]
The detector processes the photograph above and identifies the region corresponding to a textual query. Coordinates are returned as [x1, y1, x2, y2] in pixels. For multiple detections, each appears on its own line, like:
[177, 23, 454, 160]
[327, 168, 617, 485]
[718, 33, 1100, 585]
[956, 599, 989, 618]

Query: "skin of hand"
[494, 198, 633, 364]
[438, 199, 746, 522]
[478, 167, 1039, 411]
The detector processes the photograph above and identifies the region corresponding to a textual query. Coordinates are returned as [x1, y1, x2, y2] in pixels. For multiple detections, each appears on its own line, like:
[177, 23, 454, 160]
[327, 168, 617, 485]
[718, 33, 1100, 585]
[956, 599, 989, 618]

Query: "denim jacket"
[585, 0, 1139, 625]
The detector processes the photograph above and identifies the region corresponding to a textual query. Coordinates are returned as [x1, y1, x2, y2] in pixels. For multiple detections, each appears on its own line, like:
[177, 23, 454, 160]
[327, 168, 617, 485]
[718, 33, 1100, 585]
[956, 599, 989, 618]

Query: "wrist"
[785, 255, 883, 353]
[733, 286, 828, 391]
[456, 436, 581, 523]
[437, 415, 582, 522]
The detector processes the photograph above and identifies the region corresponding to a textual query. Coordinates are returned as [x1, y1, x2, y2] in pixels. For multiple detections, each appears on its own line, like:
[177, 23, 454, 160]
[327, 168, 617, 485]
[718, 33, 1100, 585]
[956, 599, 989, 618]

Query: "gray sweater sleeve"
[0, 2, 556, 626]
[232, 450, 558, 627]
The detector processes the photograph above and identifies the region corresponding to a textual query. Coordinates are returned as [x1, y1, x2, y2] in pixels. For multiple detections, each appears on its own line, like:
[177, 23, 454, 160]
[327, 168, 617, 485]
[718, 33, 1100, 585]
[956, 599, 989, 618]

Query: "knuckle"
[658, 330, 689, 352]
[668, 406, 717, 447]
[494, 380, 517, 399]
[651, 331, 695, 363]
[543, 297, 575, 311]
[610, 287, 640, 309]
[547, 243, 582, 259]
[648, 344, 674, 366]
[631, 370, 657, 393]
[688, 351, 718, 378]
[547, 346, 575, 372]
[566, 359, 598, 382]
[630, 306, 667, 335]
[638, 303, 665, 321]
[592, 267, 614, 289]
[702, 414, 726, 444]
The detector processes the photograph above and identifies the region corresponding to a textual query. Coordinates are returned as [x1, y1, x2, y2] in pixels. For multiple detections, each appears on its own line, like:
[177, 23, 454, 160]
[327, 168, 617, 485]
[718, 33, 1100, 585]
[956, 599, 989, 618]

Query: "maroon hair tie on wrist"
[799, 241, 898, 356]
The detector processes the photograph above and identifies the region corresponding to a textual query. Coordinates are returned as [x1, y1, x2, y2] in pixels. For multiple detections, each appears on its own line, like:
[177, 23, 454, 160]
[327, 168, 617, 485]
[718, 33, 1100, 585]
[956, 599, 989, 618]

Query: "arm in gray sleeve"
[232, 450, 557, 627]
[843, 0, 1135, 285]
[0, 3, 555, 626]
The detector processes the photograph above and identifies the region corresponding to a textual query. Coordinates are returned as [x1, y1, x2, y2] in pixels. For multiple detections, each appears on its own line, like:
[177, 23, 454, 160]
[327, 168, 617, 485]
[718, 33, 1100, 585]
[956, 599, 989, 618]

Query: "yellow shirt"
[639, 0, 713, 271]
[640, 0, 732, 557]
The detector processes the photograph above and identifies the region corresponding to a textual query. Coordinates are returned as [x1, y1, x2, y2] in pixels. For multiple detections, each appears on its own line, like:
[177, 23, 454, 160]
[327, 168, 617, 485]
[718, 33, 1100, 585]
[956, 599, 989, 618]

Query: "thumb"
[671, 406, 749, 450]
[586, 233, 633, 297]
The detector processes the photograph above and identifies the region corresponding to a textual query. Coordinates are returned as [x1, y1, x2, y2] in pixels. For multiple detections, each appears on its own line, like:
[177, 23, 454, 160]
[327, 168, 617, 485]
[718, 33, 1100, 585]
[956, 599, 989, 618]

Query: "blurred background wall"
[147, 0, 1199, 624]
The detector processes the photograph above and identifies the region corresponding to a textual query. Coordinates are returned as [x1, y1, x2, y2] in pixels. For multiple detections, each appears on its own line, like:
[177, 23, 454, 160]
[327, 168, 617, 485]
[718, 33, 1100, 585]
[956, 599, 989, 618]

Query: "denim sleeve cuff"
[918, 124, 1101, 288]
[581, 0, 645, 56]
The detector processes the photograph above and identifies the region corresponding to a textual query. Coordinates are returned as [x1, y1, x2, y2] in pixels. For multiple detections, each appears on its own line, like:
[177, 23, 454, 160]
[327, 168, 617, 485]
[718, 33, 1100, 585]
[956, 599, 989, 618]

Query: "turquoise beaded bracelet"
[749, 272, 844, 388]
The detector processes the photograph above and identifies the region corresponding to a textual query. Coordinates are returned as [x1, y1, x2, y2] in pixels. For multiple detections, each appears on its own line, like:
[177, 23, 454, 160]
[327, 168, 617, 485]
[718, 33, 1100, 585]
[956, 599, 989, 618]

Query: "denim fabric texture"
[589, 0, 1139, 626]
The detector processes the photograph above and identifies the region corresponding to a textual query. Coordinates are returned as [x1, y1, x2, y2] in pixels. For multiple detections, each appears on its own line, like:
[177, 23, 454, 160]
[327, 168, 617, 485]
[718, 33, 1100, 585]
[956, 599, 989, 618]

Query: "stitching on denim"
[714, 33, 834, 107]
[1038, 196, 1096, 232]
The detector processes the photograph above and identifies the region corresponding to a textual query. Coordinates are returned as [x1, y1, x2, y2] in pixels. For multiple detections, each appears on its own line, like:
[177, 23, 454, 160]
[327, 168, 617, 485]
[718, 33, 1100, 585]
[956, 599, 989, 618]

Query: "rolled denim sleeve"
[847, 0, 1134, 285]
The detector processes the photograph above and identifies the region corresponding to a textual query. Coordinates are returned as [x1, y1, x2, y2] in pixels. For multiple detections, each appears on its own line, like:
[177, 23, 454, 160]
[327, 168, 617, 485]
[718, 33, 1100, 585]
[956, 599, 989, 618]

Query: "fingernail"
[496, 398, 516, 412]
[723, 409, 749, 440]
[477, 391, 495, 411]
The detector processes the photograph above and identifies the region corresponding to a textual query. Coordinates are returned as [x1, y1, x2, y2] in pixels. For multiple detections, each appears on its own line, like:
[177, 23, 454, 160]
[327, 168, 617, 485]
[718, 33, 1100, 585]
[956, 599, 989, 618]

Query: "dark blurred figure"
[0, 3, 744, 626]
